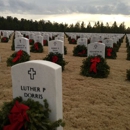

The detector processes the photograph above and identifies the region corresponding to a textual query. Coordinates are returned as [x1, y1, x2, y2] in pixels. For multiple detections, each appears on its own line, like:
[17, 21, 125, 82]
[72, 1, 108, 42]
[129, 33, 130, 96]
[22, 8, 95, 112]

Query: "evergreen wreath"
[29, 39, 34, 45]
[11, 35, 15, 50]
[126, 37, 129, 48]
[43, 40, 48, 46]
[105, 47, 117, 59]
[73, 45, 87, 57]
[126, 45, 130, 60]
[43, 52, 68, 71]
[64, 46, 67, 55]
[6, 50, 30, 66]
[1, 37, 9, 43]
[117, 40, 121, 48]
[80, 55, 110, 78]
[113, 43, 120, 52]
[127, 46, 130, 53]
[126, 42, 129, 48]
[126, 69, 130, 81]
[30, 42, 43, 53]
[69, 38, 77, 44]
[126, 51, 130, 60]
[0, 97, 65, 130]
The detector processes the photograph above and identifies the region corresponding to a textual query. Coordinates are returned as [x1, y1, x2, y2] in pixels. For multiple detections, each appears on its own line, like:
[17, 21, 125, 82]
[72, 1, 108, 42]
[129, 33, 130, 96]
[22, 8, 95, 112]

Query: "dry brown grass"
[0, 34, 130, 130]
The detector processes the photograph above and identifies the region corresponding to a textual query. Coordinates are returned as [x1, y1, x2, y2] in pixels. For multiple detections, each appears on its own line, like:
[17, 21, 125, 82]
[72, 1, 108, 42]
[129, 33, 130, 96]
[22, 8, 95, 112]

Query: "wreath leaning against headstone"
[0, 97, 65, 130]
[80, 55, 110, 78]
[1, 37, 9, 43]
[105, 47, 117, 59]
[73, 45, 87, 57]
[126, 69, 130, 81]
[43, 52, 68, 71]
[30, 42, 43, 53]
[6, 50, 30, 66]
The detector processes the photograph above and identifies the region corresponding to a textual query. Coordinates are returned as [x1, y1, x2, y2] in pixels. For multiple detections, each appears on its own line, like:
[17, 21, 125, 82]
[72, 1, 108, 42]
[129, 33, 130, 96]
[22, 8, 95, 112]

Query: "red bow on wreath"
[43, 40, 47, 45]
[107, 48, 112, 56]
[29, 39, 33, 43]
[52, 56, 58, 63]
[90, 57, 100, 73]
[12, 50, 23, 63]
[3, 101, 29, 130]
[3, 37, 7, 41]
[71, 39, 75, 43]
[78, 50, 86, 55]
[34, 43, 39, 50]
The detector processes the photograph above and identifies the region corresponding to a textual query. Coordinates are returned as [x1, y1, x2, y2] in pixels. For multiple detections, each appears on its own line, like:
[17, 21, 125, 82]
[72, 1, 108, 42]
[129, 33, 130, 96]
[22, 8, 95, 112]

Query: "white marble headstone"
[80, 34, 84, 38]
[55, 37, 64, 42]
[77, 38, 88, 47]
[3, 31, 9, 38]
[34, 35, 43, 45]
[71, 34, 76, 40]
[43, 34, 49, 41]
[103, 39, 113, 48]
[15, 34, 23, 38]
[90, 36, 98, 43]
[98, 36, 103, 42]
[11, 60, 63, 130]
[29, 33, 35, 40]
[48, 40, 64, 55]
[15, 37, 30, 55]
[88, 42, 105, 58]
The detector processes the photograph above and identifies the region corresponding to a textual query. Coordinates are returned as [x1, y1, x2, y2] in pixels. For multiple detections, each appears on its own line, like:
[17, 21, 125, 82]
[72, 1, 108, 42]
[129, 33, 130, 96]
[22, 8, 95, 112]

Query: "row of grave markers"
[0, 30, 13, 38]
[14, 32, 124, 58]
[0, 30, 126, 130]
[14, 36, 64, 56]
[0, 30, 125, 59]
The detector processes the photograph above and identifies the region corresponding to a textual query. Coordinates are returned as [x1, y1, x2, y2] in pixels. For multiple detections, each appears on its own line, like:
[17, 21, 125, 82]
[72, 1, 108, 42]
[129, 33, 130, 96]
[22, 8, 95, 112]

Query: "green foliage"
[105, 47, 117, 59]
[11, 35, 15, 50]
[126, 36, 129, 48]
[43, 52, 68, 71]
[126, 42, 130, 48]
[73, 45, 87, 57]
[64, 46, 67, 55]
[29, 39, 34, 45]
[0, 97, 65, 130]
[80, 55, 110, 78]
[69, 38, 77, 44]
[1, 37, 9, 42]
[127, 45, 130, 52]
[30, 42, 43, 53]
[126, 37, 130, 60]
[126, 51, 130, 60]
[126, 69, 130, 81]
[113, 43, 119, 52]
[117, 41, 121, 48]
[6, 50, 30, 66]
[43, 40, 48, 46]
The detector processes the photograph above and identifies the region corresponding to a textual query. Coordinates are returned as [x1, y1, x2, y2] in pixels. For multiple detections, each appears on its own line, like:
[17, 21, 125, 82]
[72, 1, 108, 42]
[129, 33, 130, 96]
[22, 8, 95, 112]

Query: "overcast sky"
[1, 0, 130, 27]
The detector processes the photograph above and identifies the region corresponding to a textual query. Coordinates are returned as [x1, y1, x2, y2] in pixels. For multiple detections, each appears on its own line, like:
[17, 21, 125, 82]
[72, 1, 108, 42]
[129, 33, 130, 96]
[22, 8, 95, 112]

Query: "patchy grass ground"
[0, 34, 130, 130]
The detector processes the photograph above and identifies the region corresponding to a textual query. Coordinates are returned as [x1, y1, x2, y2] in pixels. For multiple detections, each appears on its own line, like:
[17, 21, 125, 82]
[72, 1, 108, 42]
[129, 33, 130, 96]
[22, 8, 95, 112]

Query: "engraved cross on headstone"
[28, 68, 36, 80]
[54, 42, 57, 46]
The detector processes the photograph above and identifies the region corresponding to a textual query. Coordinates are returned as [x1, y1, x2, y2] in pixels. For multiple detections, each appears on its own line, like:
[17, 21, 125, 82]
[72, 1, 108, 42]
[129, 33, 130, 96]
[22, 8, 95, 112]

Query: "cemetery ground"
[0, 35, 130, 130]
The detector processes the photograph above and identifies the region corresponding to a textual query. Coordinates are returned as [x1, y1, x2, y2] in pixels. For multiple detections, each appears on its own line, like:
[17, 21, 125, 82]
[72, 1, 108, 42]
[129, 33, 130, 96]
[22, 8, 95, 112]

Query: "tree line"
[0, 16, 129, 33]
